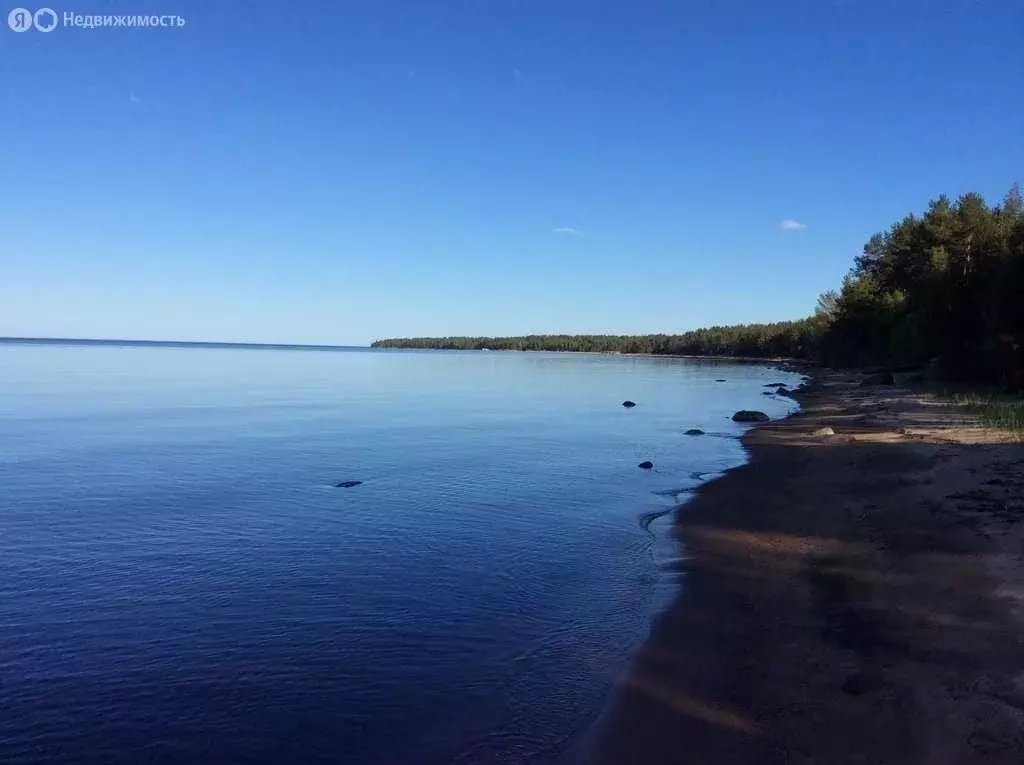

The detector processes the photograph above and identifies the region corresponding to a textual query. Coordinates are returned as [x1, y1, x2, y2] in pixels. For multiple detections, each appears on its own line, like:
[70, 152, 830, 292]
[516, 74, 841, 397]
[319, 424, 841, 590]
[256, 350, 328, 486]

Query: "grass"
[951, 392, 1024, 432]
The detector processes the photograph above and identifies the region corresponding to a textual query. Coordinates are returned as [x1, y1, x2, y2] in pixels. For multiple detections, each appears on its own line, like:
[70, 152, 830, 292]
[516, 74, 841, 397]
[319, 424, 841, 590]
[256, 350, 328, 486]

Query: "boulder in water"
[335, 480, 363, 489]
[684, 428, 705, 436]
[622, 400, 637, 408]
[638, 461, 654, 470]
[715, 379, 727, 382]
[732, 410, 770, 423]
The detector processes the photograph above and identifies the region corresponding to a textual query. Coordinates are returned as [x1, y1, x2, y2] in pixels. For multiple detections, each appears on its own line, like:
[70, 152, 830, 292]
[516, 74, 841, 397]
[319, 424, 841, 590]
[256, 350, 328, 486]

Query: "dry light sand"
[590, 371, 1024, 764]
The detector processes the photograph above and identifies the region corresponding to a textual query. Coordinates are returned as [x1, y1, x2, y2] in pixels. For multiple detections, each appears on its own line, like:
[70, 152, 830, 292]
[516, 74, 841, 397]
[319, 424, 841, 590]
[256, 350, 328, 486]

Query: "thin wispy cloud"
[512, 67, 521, 81]
[779, 218, 807, 231]
[129, 92, 142, 104]
[553, 227, 582, 236]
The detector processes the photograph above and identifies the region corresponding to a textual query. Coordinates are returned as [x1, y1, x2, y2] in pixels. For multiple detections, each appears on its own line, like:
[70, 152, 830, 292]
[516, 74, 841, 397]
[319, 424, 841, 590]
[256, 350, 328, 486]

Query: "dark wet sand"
[590, 371, 1024, 764]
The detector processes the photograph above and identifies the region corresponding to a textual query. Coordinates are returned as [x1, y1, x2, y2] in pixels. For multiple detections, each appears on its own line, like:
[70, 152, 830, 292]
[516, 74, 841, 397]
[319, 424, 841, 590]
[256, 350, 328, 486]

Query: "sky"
[2, 0, 1022, 345]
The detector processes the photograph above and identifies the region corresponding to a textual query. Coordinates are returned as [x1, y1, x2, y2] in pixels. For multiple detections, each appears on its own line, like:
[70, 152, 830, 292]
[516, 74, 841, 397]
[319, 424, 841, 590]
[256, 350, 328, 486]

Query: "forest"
[818, 186, 1023, 385]
[372, 320, 824, 358]
[374, 186, 1024, 387]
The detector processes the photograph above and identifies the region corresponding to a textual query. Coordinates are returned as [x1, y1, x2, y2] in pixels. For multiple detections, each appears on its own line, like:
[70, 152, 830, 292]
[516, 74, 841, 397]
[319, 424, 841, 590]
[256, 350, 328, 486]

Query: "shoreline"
[589, 370, 1024, 764]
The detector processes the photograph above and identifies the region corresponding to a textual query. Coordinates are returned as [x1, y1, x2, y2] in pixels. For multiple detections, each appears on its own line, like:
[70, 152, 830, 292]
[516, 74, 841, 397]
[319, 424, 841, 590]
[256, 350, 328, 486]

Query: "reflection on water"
[0, 343, 800, 764]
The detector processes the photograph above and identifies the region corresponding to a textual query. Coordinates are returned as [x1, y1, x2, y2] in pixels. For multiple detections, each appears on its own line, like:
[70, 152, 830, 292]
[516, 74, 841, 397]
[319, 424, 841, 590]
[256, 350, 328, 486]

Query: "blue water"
[0, 343, 800, 764]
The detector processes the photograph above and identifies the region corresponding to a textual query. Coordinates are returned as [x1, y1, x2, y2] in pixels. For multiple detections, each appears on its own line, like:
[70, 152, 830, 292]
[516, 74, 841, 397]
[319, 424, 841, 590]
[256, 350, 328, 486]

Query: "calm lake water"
[0, 342, 800, 764]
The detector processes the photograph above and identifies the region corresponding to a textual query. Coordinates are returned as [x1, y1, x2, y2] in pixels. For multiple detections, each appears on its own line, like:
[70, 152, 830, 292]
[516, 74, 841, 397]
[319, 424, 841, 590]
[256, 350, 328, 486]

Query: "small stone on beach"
[812, 426, 836, 437]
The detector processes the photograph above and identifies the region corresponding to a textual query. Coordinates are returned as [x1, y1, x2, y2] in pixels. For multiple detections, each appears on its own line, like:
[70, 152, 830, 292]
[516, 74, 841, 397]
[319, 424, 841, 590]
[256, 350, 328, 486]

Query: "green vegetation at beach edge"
[951, 392, 1024, 433]
[376, 185, 1024, 391]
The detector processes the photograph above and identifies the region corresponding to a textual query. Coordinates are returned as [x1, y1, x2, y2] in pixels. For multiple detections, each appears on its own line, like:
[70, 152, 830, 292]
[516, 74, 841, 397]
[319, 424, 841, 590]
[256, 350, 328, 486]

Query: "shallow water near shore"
[0, 342, 800, 764]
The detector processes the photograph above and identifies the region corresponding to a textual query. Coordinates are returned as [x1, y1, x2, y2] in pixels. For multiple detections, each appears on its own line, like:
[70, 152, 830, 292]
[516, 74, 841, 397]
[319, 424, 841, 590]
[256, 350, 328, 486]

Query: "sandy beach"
[591, 370, 1024, 764]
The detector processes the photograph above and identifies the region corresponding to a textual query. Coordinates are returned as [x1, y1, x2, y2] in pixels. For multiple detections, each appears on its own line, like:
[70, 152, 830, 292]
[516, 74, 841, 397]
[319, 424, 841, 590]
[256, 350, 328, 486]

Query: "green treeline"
[373, 186, 1024, 386]
[372, 320, 825, 358]
[820, 186, 1024, 385]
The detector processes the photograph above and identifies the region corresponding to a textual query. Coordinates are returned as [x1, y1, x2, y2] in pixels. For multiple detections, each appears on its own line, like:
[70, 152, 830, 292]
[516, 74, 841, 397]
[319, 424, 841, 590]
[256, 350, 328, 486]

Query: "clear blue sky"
[3, 0, 1022, 344]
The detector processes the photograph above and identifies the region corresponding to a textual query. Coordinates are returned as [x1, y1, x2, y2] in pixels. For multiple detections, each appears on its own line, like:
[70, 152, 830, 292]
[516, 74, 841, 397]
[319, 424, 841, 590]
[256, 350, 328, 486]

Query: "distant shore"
[0, 336, 800, 364]
[590, 370, 1024, 764]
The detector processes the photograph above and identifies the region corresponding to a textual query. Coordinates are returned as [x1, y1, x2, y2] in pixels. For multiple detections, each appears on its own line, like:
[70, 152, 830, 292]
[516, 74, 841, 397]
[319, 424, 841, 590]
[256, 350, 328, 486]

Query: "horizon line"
[0, 336, 369, 351]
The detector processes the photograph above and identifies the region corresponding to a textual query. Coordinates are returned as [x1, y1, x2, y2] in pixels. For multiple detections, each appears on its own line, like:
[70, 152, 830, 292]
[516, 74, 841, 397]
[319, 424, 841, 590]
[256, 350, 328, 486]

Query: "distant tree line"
[373, 185, 1024, 387]
[372, 319, 826, 359]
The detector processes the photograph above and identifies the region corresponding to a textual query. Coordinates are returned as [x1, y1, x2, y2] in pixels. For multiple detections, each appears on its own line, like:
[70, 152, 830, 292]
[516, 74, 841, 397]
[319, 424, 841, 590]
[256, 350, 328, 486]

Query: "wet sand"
[590, 370, 1024, 764]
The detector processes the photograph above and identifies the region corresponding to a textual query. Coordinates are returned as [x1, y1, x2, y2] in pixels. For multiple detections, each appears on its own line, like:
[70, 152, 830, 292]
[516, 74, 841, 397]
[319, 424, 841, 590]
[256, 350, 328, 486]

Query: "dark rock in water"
[638, 461, 654, 470]
[335, 480, 363, 488]
[715, 379, 727, 382]
[732, 410, 770, 423]
[764, 382, 787, 387]
[684, 428, 705, 436]
[762, 391, 775, 396]
[622, 400, 637, 408]
[775, 387, 791, 397]
[860, 371, 895, 386]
